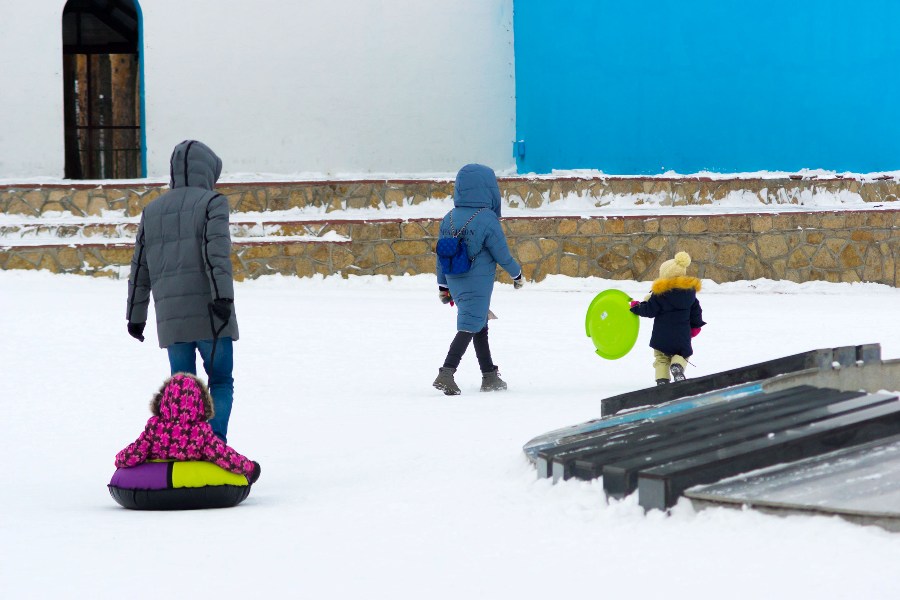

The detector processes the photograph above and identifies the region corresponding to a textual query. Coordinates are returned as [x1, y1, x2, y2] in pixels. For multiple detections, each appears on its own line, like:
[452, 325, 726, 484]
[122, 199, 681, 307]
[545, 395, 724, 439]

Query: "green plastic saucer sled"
[585, 288, 640, 360]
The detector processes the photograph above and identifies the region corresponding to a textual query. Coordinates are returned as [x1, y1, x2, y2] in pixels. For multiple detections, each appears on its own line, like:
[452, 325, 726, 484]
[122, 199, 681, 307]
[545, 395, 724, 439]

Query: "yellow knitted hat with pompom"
[659, 251, 691, 279]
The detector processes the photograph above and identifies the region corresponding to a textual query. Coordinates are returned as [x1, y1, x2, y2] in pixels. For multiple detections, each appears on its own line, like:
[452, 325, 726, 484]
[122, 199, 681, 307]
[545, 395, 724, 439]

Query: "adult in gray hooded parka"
[126, 140, 239, 441]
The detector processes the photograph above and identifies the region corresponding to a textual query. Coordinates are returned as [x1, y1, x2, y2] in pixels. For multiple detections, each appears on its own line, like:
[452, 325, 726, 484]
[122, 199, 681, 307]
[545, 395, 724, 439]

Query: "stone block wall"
[3, 211, 897, 286]
[504, 211, 898, 285]
[2, 177, 898, 285]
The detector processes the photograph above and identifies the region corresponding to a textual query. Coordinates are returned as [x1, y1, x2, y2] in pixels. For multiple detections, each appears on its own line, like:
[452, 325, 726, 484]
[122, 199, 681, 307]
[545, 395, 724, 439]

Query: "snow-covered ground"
[2, 270, 899, 599]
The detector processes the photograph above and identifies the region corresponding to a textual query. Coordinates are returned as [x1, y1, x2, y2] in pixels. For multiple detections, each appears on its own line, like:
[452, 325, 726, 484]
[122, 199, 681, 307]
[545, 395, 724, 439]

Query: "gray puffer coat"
[126, 140, 239, 348]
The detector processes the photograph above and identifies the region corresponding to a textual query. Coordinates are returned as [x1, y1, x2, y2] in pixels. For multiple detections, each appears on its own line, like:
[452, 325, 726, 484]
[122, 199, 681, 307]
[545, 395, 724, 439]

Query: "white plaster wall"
[0, 0, 515, 179]
[0, 1, 66, 178]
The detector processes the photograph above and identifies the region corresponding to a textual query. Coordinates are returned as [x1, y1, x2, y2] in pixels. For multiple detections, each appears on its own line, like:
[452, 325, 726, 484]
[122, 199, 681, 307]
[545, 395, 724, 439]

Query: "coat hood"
[651, 276, 702, 308]
[169, 140, 222, 190]
[150, 373, 215, 423]
[453, 163, 502, 217]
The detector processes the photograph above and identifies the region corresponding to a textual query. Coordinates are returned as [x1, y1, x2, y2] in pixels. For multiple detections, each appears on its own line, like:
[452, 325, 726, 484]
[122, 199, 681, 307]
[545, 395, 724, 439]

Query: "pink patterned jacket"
[115, 373, 255, 478]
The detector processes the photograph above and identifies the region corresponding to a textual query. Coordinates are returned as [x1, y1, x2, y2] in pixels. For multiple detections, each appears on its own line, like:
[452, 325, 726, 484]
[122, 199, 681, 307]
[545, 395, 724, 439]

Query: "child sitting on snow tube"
[112, 373, 260, 508]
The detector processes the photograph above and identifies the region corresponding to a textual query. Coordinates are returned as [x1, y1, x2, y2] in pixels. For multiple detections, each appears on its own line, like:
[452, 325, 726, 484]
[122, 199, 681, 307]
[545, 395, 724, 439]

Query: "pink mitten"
[629, 300, 639, 308]
[691, 327, 701, 338]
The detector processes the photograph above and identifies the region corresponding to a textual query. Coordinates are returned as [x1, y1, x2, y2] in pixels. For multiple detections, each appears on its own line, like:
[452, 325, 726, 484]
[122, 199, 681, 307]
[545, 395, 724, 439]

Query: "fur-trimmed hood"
[150, 373, 215, 423]
[651, 276, 702, 296]
[116, 372, 254, 478]
[631, 275, 705, 358]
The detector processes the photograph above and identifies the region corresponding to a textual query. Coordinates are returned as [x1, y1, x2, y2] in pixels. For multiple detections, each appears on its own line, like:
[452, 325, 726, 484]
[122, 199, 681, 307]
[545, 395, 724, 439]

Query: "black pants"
[443, 325, 495, 372]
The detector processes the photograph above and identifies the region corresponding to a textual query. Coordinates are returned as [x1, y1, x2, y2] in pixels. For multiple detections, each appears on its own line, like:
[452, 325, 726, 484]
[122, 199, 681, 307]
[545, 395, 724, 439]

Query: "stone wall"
[3, 211, 897, 286]
[2, 176, 899, 216]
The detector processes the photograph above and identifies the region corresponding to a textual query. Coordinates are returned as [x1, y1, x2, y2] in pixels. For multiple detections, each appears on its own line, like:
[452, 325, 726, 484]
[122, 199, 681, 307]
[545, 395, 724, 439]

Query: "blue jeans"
[167, 338, 234, 442]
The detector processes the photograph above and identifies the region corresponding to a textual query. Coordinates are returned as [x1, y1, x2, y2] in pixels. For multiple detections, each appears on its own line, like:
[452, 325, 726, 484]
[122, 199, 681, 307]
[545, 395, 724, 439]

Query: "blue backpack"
[435, 209, 483, 275]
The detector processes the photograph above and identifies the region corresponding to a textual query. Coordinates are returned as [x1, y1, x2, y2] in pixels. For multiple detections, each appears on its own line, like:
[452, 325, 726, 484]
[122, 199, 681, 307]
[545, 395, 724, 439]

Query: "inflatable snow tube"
[109, 460, 251, 510]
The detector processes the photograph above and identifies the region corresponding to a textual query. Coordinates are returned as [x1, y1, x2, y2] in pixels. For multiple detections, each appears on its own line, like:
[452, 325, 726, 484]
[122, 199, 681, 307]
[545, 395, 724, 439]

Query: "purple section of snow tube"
[109, 462, 169, 490]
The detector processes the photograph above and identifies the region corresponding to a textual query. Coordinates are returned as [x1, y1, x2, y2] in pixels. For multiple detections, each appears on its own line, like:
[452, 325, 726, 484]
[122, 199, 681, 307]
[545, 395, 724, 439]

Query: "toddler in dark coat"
[630, 251, 706, 384]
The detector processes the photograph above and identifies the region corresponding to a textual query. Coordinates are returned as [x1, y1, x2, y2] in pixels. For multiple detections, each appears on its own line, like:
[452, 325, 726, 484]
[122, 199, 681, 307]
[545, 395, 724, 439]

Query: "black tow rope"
[207, 304, 230, 369]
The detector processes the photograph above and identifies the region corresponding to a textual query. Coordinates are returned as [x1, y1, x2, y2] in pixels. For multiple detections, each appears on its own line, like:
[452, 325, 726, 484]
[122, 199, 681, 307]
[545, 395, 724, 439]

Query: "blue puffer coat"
[436, 164, 521, 332]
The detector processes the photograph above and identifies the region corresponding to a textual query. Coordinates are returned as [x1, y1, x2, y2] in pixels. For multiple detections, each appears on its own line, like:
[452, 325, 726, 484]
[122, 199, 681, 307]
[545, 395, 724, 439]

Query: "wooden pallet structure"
[523, 344, 900, 528]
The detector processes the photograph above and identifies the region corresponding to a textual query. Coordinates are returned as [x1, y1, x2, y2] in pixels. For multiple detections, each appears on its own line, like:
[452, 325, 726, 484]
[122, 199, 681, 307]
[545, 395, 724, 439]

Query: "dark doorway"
[63, 0, 142, 179]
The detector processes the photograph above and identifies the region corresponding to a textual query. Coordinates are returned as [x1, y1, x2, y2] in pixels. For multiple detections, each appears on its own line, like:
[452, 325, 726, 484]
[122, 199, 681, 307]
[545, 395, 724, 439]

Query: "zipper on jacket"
[203, 194, 224, 299]
[126, 228, 146, 320]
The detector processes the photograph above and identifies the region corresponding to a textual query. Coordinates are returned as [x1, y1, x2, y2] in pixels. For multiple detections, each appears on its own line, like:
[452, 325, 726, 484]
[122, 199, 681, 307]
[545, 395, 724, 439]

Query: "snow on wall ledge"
[1, 174, 898, 219]
[1, 178, 897, 286]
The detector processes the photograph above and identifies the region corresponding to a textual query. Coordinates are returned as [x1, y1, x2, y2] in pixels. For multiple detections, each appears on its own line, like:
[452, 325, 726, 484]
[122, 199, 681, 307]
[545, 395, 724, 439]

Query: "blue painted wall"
[513, 1, 900, 174]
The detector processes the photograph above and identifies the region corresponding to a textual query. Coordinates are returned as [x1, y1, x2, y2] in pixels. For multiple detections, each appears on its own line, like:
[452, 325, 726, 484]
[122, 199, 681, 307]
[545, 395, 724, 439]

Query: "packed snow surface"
[2, 271, 899, 598]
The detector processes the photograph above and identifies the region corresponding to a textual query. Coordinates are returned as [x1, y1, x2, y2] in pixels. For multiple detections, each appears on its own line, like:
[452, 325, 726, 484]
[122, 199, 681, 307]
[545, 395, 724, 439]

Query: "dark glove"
[439, 286, 454, 306]
[127, 322, 145, 342]
[513, 273, 525, 290]
[629, 302, 640, 314]
[209, 298, 233, 322]
[249, 461, 261, 485]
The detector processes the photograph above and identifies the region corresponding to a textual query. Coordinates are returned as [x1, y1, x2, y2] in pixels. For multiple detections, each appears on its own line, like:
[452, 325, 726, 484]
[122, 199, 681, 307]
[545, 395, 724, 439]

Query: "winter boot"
[670, 363, 686, 382]
[656, 379, 669, 386]
[433, 367, 461, 395]
[480, 366, 508, 392]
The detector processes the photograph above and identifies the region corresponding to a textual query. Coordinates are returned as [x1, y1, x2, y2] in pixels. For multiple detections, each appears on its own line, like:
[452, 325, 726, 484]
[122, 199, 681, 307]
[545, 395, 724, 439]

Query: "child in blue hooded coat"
[433, 164, 524, 395]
